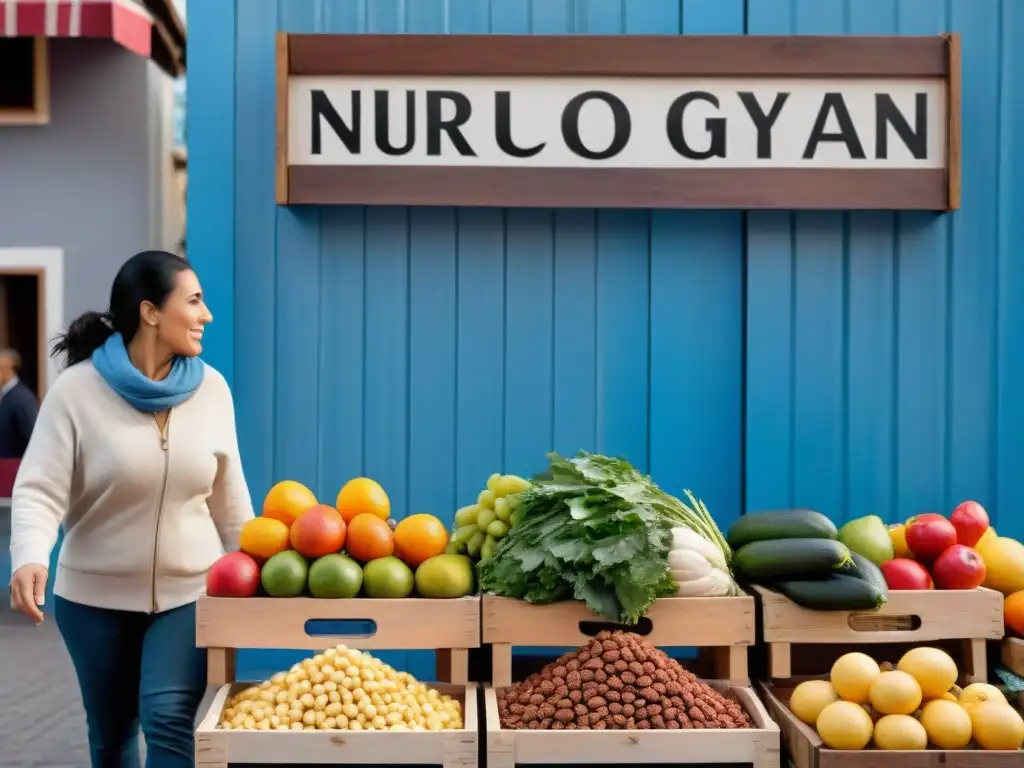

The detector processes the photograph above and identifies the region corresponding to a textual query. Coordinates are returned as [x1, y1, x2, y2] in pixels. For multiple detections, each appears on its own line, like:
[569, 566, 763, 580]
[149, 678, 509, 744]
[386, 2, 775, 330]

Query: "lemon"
[969, 701, 1024, 750]
[959, 682, 1007, 710]
[872, 714, 928, 750]
[789, 680, 840, 726]
[816, 701, 874, 750]
[868, 670, 922, 716]
[919, 699, 972, 749]
[897, 647, 958, 699]
[830, 652, 881, 704]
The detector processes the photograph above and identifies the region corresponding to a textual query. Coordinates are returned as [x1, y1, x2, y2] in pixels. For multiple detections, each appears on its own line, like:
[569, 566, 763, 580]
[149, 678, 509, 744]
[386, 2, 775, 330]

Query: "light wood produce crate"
[482, 594, 780, 767]
[194, 596, 481, 768]
[1001, 637, 1024, 709]
[754, 586, 1004, 682]
[758, 680, 1022, 768]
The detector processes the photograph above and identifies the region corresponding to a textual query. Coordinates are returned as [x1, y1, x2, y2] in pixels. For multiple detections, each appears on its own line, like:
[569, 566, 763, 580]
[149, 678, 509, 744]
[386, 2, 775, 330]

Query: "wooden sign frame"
[276, 33, 961, 211]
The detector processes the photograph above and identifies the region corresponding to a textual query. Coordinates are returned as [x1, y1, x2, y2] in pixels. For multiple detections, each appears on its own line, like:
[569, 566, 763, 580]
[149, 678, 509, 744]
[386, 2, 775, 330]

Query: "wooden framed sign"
[276, 33, 960, 211]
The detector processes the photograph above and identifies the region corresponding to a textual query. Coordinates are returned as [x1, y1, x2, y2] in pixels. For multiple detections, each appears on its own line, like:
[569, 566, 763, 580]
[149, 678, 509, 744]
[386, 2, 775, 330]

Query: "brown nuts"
[497, 630, 752, 731]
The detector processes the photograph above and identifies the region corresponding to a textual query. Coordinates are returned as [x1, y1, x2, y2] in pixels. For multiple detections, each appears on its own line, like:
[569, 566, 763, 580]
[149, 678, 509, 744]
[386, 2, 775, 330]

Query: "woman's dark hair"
[52, 250, 192, 368]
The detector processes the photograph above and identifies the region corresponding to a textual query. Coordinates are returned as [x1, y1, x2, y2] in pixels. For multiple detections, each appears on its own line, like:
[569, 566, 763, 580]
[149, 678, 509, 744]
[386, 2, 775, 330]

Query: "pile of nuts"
[497, 630, 751, 730]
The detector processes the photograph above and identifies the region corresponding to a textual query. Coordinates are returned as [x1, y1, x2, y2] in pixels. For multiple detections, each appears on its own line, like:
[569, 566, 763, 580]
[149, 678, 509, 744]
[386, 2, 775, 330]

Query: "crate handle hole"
[847, 613, 921, 632]
[578, 617, 653, 637]
[304, 619, 378, 638]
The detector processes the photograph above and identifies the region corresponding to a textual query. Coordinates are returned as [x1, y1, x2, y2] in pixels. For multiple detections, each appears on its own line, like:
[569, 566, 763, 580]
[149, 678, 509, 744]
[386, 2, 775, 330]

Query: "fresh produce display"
[496, 630, 752, 730]
[446, 473, 532, 564]
[738, 500, 1023, 611]
[206, 479, 474, 600]
[478, 452, 739, 624]
[219, 644, 463, 731]
[881, 502, 1024, 606]
[787, 648, 1024, 751]
[726, 509, 887, 610]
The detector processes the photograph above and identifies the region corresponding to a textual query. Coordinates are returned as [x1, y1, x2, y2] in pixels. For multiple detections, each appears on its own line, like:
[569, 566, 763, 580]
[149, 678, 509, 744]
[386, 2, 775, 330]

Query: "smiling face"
[143, 268, 213, 358]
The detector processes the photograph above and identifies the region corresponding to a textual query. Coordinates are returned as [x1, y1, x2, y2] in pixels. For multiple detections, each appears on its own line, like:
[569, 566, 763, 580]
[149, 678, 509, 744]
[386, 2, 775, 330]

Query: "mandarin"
[336, 477, 390, 523]
[263, 480, 318, 526]
[394, 514, 449, 568]
[345, 513, 395, 563]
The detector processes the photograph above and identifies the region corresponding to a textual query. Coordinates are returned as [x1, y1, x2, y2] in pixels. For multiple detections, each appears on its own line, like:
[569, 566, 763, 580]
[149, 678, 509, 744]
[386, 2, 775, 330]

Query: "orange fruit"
[239, 517, 291, 562]
[1005, 590, 1024, 636]
[345, 513, 395, 563]
[263, 480, 318, 526]
[290, 504, 347, 558]
[336, 477, 390, 523]
[393, 514, 449, 567]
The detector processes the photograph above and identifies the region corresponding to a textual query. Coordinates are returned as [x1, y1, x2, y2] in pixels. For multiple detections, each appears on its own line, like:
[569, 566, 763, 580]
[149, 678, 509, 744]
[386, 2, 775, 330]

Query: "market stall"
[185, 3, 1024, 765]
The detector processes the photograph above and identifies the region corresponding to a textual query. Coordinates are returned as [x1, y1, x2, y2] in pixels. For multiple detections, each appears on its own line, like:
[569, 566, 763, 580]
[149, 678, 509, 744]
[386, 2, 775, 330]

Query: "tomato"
[932, 544, 986, 590]
[906, 516, 957, 561]
[949, 500, 989, 548]
[880, 558, 934, 590]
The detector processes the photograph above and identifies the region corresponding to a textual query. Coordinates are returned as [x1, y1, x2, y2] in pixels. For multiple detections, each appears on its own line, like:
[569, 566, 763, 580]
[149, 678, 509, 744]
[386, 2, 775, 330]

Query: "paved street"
[1, 508, 142, 767]
[0, 609, 105, 767]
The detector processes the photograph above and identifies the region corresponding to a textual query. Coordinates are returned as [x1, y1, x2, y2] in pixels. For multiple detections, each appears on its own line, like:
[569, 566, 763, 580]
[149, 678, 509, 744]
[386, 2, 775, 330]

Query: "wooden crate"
[194, 596, 481, 767]
[758, 680, 1022, 768]
[754, 586, 1004, 681]
[482, 594, 780, 767]
[1001, 637, 1024, 709]
[485, 682, 779, 767]
[483, 594, 756, 687]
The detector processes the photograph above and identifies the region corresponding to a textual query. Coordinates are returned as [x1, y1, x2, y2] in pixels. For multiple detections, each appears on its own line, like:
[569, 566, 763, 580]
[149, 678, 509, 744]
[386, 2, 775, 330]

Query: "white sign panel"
[288, 76, 946, 170]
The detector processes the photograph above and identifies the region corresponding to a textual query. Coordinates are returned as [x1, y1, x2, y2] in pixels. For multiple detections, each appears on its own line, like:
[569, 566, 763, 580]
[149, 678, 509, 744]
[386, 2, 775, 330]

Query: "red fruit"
[905, 516, 957, 561]
[880, 558, 934, 590]
[932, 544, 986, 590]
[949, 500, 990, 548]
[289, 504, 347, 558]
[206, 551, 261, 598]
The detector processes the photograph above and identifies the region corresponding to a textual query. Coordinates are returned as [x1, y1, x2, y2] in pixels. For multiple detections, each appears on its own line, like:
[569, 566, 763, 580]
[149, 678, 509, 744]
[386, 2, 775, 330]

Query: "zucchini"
[837, 551, 889, 596]
[726, 508, 838, 549]
[771, 574, 887, 611]
[733, 538, 852, 581]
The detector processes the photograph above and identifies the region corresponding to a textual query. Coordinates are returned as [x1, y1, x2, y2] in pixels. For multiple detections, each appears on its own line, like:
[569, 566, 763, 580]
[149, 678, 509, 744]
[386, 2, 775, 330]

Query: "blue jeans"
[54, 595, 206, 768]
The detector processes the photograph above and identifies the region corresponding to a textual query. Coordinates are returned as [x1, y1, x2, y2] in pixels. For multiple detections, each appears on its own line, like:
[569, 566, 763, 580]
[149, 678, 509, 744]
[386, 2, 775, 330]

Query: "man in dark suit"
[0, 349, 39, 459]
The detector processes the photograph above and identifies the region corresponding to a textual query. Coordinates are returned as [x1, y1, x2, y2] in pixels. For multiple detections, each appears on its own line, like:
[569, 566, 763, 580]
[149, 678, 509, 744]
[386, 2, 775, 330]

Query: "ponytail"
[51, 311, 115, 368]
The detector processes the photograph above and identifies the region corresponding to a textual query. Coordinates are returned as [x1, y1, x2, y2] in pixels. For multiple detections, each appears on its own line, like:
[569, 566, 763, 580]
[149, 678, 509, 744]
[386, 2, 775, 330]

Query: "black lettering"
[374, 90, 415, 156]
[426, 91, 475, 156]
[803, 93, 865, 160]
[876, 93, 928, 159]
[495, 92, 545, 158]
[561, 91, 631, 160]
[738, 92, 789, 159]
[666, 92, 726, 160]
[311, 89, 360, 155]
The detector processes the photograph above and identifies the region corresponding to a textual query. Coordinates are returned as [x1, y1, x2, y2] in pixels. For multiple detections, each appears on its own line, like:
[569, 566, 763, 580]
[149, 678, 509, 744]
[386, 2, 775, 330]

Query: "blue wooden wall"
[188, 0, 1023, 679]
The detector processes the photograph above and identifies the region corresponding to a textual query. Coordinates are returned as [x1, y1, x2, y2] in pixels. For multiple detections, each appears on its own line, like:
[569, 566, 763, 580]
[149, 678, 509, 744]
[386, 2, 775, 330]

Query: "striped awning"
[0, 0, 153, 59]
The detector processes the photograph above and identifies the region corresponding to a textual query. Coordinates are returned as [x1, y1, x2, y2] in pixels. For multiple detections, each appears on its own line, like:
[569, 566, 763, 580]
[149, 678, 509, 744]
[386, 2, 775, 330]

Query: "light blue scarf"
[92, 332, 205, 413]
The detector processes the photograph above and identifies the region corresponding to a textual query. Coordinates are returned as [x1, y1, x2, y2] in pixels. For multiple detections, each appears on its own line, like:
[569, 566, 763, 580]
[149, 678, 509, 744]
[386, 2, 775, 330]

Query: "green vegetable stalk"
[477, 451, 734, 624]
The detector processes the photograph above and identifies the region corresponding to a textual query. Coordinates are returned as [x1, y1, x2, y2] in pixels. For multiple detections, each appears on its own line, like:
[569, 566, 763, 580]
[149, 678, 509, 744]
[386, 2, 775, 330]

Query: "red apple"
[950, 500, 989, 548]
[931, 544, 986, 590]
[905, 515, 957, 561]
[880, 558, 934, 590]
[206, 551, 261, 598]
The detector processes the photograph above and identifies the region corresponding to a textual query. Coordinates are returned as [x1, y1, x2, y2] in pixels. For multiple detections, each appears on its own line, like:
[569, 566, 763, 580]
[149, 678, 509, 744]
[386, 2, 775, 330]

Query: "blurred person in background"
[0, 348, 39, 459]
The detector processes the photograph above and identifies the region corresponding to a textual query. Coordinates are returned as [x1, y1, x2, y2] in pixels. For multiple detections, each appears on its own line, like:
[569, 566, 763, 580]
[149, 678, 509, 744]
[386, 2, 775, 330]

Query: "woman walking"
[8, 250, 254, 767]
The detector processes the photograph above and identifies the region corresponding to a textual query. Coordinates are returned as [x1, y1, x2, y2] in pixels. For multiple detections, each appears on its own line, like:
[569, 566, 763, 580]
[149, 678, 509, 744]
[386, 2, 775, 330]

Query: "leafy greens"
[478, 452, 733, 624]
